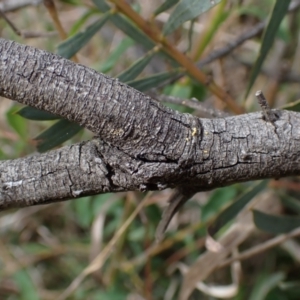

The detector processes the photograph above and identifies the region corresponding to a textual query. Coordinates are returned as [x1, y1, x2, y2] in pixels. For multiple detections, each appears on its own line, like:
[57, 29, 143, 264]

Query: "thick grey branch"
[1, 39, 300, 209]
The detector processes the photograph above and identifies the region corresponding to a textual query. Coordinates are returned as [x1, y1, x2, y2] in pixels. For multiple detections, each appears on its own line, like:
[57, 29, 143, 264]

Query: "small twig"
[218, 227, 300, 269]
[19, 31, 57, 38]
[234, 55, 300, 84]
[0, 9, 56, 38]
[43, 0, 79, 63]
[153, 22, 266, 92]
[255, 90, 278, 123]
[0, 9, 21, 35]
[155, 94, 229, 118]
[197, 22, 265, 68]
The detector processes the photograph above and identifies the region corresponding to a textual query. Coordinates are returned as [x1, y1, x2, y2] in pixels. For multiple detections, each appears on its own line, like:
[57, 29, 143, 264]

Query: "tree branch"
[1, 38, 300, 210]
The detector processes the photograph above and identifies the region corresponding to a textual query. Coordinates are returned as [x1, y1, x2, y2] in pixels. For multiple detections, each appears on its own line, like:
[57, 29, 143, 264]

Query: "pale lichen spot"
[3, 180, 23, 189]
[72, 190, 83, 197]
[110, 128, 124, 137]
[192, 127, 197, 136]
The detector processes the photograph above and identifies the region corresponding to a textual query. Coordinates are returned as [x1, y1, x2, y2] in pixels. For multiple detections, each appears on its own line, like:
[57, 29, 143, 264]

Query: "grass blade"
[245, 0, 291, 97]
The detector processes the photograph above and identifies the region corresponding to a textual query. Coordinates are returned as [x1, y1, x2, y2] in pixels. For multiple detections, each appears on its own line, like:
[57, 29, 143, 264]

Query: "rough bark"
[1, 38, 300, 209]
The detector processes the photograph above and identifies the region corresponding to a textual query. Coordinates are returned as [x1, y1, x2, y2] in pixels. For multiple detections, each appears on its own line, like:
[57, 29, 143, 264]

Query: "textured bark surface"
[1, 38, 300, 209]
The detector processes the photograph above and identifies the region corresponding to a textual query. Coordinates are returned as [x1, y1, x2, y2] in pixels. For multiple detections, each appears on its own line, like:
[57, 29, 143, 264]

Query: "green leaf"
[99, 37, 134, 73]
[154, 0, 180, 16]
[93, 0, 154, 49]
[249, 273, 285, 300]
[17, 106, 60, 121]
[109, 15, 154, 49]
[92, 0, 110, 12]
[127, 70, 179, 92]
[209, 180, 268, 235]
[163, 0, 222, 35]
[118, 49, 156, 82]
[280, 194, 300, 214]
[13, 270, 39, 300]
[6, 105, 28, 140]
[69, 10, 99, 36]
[57, 12, 111, 59]
[201, 186, 237, 222]
[253, 210, 300, 234]
[72, 196, 93, 228]
[193, 0, 228, 60]
[245, 0, 291, 97]
[35, 119, 83, 152]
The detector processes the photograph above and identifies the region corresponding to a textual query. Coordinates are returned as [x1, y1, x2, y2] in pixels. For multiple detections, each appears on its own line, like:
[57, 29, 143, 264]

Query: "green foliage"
[17, 107, 60, 121]
[57, 12, 111, 59]
[209, 181, 268, 235]
[154, 0, 180, 16]
[98, 37, 134, 73]
[249, 272, 286, 300]
[118, 49, 156, 82]
[6, 105, 28, 141]
[35, 119, 83, 152]
[127, 70, 179, 91]
[163, 0, 222, 35]
[245, 0, 291, 97]
[253, 210, 300, 234]
[13, 271, 39, 300]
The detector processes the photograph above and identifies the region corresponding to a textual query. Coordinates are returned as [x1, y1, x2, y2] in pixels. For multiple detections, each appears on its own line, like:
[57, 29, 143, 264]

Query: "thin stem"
[218, 227, 300, 268]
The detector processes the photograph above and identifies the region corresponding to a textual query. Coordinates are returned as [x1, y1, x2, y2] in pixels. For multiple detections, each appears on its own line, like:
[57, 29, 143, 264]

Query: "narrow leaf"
[57, 12, 110, 59]
[249, 273, 285, 300]
[13, 270, 39, 300]
[35, 119, 83, 152]
[209, 180, 268, 235]
[127, 70, 179, 92]
[201, 186, 237, 222]
[93, 0, 154, 49]
[17, 106, 60, 121]
[92, 0, 110, 12]
[69, 10, 99, 36]
[163, 0, 222, 35]
[253, 210, 300, 234]
[154, 0, 180, 16]
[99, 37, 134, 73]
[109, 14, 154, 49]
[118, 50, 156, 83]
[245, 0, 291, 97]
[280, 194, 300, 214]
[6, 106, 28, 140]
